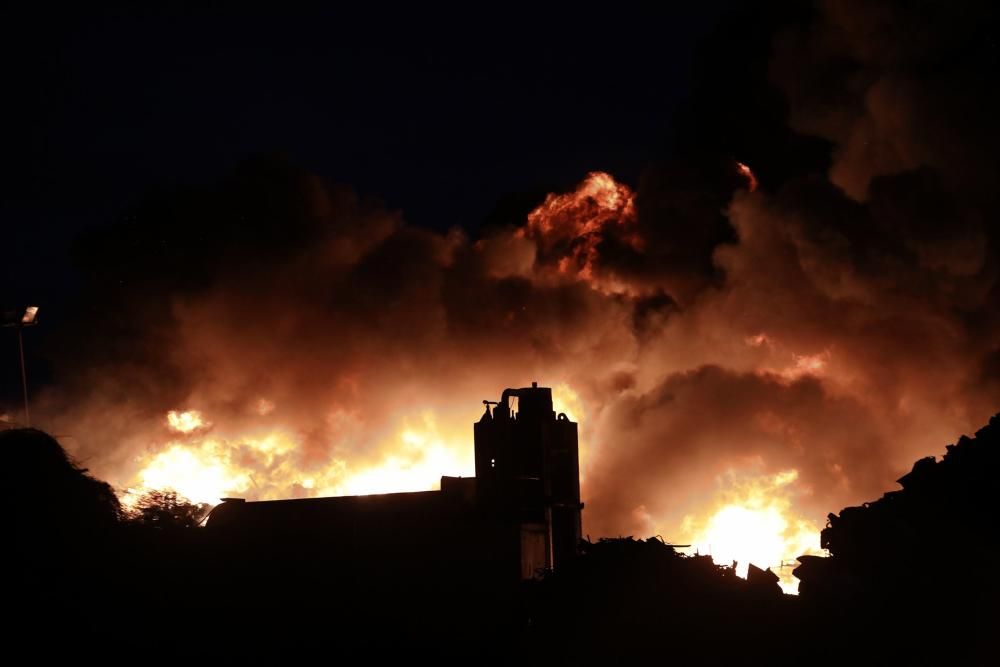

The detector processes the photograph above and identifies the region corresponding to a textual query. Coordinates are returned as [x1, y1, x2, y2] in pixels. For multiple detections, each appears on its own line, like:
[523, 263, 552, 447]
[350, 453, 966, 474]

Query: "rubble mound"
[794, 413, 1000, 661]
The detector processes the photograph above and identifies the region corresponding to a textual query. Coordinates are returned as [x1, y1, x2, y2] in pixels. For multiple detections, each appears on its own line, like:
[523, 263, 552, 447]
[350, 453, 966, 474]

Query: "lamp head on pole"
[2, 307, 39, 329]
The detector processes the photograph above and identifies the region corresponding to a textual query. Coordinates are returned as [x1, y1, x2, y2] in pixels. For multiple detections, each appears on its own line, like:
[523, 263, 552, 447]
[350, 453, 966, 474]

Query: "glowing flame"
[128, 444, 253, 505]
[166, 410, 208, 434]
[551, 382, 589, 483]
[332, 426, 468, 497]
[521, 171, 640, 283]
[736, 161, 758, 192]
[125, 409, 479, 507]
[526, 172, 636, 236]
[680, 469, 823, 594]
[125, 387, 587, 511]
[136, 395, 822, 595]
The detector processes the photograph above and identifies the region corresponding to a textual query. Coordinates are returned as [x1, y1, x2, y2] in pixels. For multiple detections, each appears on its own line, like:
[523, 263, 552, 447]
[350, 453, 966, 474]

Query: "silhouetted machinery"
[475, 382, 583, 578]
[206, 382, 583, 582]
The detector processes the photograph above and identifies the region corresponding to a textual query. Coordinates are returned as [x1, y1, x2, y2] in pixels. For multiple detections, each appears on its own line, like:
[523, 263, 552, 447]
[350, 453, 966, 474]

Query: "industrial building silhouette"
[206, 383, 582, 581]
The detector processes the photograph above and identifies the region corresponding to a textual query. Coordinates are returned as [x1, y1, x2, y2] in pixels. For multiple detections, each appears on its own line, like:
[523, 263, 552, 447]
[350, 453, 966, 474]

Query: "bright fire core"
[680, 469, 823, 594]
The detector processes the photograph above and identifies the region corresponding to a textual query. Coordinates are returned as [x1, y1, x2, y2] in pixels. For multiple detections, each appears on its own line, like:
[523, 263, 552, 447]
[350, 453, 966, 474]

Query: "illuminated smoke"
[518, 171, 642, 291]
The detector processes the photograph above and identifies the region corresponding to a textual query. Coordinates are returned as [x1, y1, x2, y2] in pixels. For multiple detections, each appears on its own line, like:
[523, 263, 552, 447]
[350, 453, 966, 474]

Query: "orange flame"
[124, 416, 471, 506]
[521, 171, 640, 283]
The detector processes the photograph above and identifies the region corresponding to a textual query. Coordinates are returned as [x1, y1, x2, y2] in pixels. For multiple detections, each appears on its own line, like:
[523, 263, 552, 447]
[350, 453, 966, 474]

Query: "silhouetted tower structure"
[475, 382, 582, 578]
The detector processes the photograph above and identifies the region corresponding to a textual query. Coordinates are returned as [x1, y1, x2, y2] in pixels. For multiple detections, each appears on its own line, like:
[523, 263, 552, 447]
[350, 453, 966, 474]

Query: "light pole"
[3, 306, 39, 426]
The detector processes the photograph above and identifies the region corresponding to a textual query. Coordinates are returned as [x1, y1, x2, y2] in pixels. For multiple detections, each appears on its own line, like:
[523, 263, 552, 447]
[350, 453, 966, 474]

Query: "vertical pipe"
[18, 327, 29, 426]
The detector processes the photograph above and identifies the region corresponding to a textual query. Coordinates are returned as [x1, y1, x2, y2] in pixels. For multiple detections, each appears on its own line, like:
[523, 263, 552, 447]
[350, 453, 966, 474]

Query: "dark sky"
[3, 6, 732, 306]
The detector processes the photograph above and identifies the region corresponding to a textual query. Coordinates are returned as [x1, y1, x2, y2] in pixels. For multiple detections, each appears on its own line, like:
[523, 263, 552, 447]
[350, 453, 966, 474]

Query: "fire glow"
[680, 470, 823, 594]
[122, 384, 586, 508]
[124, 413, 473, 507]
[122, 385, 827, 594]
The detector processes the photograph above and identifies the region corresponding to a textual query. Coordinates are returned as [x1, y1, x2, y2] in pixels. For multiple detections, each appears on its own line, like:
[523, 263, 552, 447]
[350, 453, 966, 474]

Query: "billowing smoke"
[20, 1, 1000, 585]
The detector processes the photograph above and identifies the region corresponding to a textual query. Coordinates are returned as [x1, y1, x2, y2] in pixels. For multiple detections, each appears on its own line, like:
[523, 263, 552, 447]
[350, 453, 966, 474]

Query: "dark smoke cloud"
[771, 0, 1000, 203]
[21, 1, 1000, 550]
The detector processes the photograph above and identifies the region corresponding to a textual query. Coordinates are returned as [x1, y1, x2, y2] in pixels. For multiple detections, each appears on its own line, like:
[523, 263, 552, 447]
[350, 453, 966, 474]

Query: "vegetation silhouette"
[2, 428, 121, 651]
[123, 489, 211, 529]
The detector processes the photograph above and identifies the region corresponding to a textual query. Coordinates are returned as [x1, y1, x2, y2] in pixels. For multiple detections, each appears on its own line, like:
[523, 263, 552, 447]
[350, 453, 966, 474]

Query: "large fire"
[94, 170, 880, 596]
[28, 0, 998, 611]
[122, 413, 474, 508]
[121, 384, 588, 508]
[122, 382, 823, 593]
[108, 170, 837, 594]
